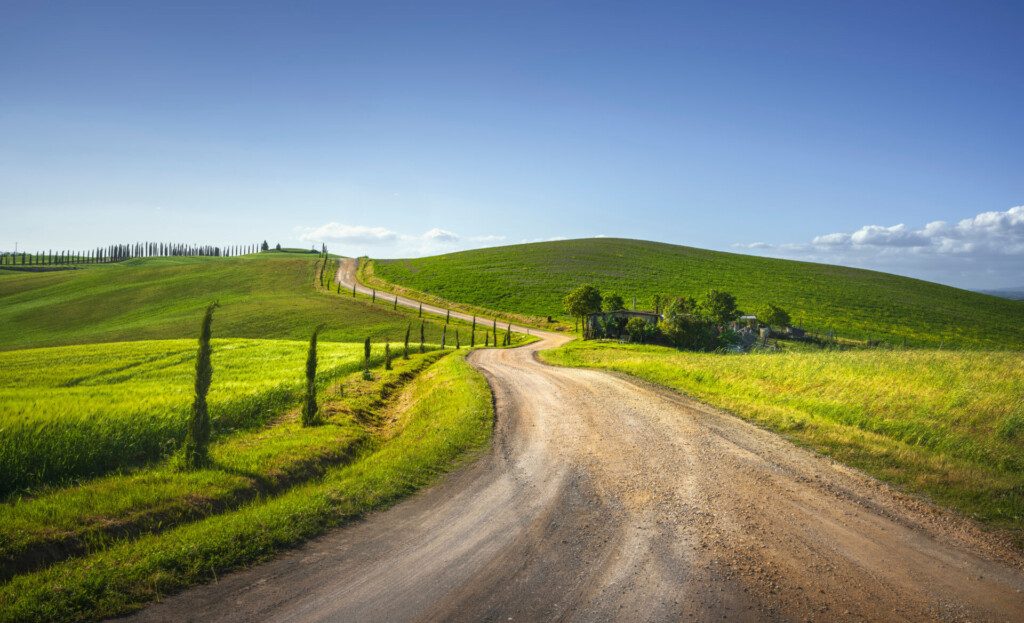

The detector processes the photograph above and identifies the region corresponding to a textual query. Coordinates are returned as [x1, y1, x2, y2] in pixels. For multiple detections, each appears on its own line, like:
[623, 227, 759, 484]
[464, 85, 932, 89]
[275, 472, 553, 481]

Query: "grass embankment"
[0, 252, 512, 350]
[370, 238, 1024, 348]
[542, 342, 1024, 535]
[0, 350, 493, 622]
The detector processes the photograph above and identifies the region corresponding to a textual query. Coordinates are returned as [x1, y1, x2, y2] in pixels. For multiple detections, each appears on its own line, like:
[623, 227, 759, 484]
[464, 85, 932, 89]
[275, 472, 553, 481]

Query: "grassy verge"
[541, 341, 1024, 536]
[0, 351, 445, 580]
[0, 350, 493, 623]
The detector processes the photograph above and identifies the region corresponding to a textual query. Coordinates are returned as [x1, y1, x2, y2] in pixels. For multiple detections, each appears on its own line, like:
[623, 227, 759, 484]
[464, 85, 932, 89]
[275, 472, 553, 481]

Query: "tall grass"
[0, 339, 371, 495]
[543, 342, 1024, 530]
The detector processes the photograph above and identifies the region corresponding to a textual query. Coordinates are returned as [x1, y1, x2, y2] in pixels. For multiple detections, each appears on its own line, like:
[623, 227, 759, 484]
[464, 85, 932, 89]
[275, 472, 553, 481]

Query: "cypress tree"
[337, 283, 341, 294]
[363, 337, 372, 379]
[471, 316, 477, 347]
[182, 303, 217, 468]
[301, 326, 322, 426]
[394, 295, 398, 310]
[492, 318, 498, 344]
[385, 342, 392, 370]
[456, 330, 460, 349]
[505, 324, 512, 346]
[419, 321, 425, 353]
[446, 309, 450, 324]
[418, 302, 422, 317]
[372, 289, 376, 302]
[352, 283, 356, 297]
[441, 324, 447, 349]
[404, 323, 411, 359]
[485, 332, 490, 347]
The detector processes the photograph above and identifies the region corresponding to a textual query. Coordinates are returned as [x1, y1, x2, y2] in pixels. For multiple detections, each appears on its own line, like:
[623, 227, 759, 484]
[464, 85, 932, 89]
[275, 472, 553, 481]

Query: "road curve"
[124, 260, 1024, 622]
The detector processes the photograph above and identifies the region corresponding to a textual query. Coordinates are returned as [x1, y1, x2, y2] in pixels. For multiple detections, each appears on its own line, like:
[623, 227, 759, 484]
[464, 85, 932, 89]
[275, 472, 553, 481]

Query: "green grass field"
[542, 341, 1024, 535]
[0, 252, 499, 350]
[369, 238, 1024, 348]
[0, 349, 493, 622]
[0, 338, 397, 495]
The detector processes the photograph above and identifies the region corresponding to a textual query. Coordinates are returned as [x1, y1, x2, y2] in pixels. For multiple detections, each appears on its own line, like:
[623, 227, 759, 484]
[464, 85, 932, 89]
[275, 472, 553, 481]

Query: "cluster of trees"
[563, 284, 792, 351]
[0, 242, 267, 266]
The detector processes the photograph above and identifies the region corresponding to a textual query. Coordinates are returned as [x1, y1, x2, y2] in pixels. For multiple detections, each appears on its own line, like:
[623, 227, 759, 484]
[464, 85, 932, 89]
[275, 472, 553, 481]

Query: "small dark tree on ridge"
[182, 303, 218, 468]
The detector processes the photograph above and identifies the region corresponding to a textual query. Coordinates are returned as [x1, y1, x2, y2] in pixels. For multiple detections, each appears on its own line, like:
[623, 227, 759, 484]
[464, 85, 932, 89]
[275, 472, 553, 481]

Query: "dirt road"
[124, 260, 1024, 622]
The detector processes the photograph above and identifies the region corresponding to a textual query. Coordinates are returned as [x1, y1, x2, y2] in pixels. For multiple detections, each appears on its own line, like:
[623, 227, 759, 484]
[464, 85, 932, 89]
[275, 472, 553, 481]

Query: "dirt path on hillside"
[122, 260, 1024, 622]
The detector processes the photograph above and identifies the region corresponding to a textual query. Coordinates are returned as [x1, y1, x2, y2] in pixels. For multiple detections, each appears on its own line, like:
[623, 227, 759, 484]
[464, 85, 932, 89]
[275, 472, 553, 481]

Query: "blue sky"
[1, 1, 1021, 288]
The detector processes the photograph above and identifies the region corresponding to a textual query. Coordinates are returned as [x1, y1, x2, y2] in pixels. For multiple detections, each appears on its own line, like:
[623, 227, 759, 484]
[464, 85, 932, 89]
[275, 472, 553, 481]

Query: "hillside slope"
[0, 253, 452, 350]
[372, 238, 1024, 348]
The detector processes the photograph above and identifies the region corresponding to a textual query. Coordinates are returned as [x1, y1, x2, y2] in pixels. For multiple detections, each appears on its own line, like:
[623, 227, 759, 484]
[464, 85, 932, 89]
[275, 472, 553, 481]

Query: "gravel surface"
[121, 260, 1024, 622]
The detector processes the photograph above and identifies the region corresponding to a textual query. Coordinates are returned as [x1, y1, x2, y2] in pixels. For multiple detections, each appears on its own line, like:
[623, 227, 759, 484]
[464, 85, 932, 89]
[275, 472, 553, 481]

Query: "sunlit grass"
[371, 237, 1024, 348]
[0, 351, 493, 623]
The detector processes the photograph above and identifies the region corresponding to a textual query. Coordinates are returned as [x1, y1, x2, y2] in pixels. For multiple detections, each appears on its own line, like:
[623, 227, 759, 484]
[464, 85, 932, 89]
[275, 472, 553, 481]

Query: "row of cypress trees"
[182, 295, 519, 467]
[0, 242, 265, 266]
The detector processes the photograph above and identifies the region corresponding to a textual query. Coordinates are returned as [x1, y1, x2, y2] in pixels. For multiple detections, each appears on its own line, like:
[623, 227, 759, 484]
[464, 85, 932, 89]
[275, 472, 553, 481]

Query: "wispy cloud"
[732, 205, 1024, 289]
[296, 222, 507, 257]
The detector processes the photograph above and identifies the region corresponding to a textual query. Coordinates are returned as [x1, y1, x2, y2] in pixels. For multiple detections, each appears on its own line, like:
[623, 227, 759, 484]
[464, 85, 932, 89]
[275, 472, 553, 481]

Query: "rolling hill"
[369, 238, 1024, 349]
[0, 252, 474, 350]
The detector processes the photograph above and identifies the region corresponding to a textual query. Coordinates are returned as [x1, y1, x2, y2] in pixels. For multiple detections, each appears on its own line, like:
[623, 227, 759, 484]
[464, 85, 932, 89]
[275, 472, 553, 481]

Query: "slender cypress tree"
[471, 330, 476, 348]
[394, 295, 398, 310]
[352, 283, 356, 297]
[301, 326, 322, 426]
[385, 342, 392, 370]
[404, 323, 411, 359]
[441, 324, 447, 349]
[456, 330, 460, 349]
[363, 337, 372, 379]
[182, 303, 217, 468]
[418, 302, 422, 317]
[505, 324, 512, 346]
[419, 321, 425, 353]
[485, 332, 490, 347]
[446, 309, 450, 324]
[337, 283, 341, 294]
[492, 318, 498, 344]
[372, 289, 376, 303]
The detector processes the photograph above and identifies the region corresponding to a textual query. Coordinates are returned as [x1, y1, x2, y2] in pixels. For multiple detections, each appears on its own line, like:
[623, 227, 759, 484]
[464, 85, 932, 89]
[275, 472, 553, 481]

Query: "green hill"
[369, 238, 1024, 349]
[0, 253, 472, 350]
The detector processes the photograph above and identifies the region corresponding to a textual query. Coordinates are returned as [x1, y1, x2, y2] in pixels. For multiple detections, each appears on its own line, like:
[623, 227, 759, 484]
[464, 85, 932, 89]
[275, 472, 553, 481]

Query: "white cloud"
[299, 223, 398, 244]
[733, 205, 1024, 289]
[297, 223, 506, 258]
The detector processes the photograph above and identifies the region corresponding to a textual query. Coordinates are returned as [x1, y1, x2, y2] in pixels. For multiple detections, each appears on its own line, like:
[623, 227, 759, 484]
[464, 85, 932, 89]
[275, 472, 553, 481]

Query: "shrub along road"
[125, 262, 1024, 622]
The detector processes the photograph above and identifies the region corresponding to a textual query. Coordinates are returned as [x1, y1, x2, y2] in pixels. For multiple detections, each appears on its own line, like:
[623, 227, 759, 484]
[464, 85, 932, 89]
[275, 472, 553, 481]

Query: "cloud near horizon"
[297, 222, 507, 257]
[733, 205, 1024, 289]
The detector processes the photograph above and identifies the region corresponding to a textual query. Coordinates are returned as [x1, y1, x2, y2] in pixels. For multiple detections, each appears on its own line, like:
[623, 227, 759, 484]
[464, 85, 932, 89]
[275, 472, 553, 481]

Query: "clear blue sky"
[2, 1, 1021, 288]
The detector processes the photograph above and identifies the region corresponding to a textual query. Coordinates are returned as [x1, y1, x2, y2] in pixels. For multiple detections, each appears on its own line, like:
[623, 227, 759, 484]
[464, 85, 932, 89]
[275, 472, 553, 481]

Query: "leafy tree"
[698, 290, 741, 324]
[603, 293, 626, 312]
[625, 317, 649, 343]
[182, 303, 217, 468]
[261, 240, 270, 252]
[761, 304, 791, 329]
[563, 284, 603, 333]
[301, 326, 322, 426]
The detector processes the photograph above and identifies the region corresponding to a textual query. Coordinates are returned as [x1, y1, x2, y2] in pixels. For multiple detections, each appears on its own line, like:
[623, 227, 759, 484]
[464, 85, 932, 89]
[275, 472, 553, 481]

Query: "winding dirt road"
[124, 260, 1024, 622]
